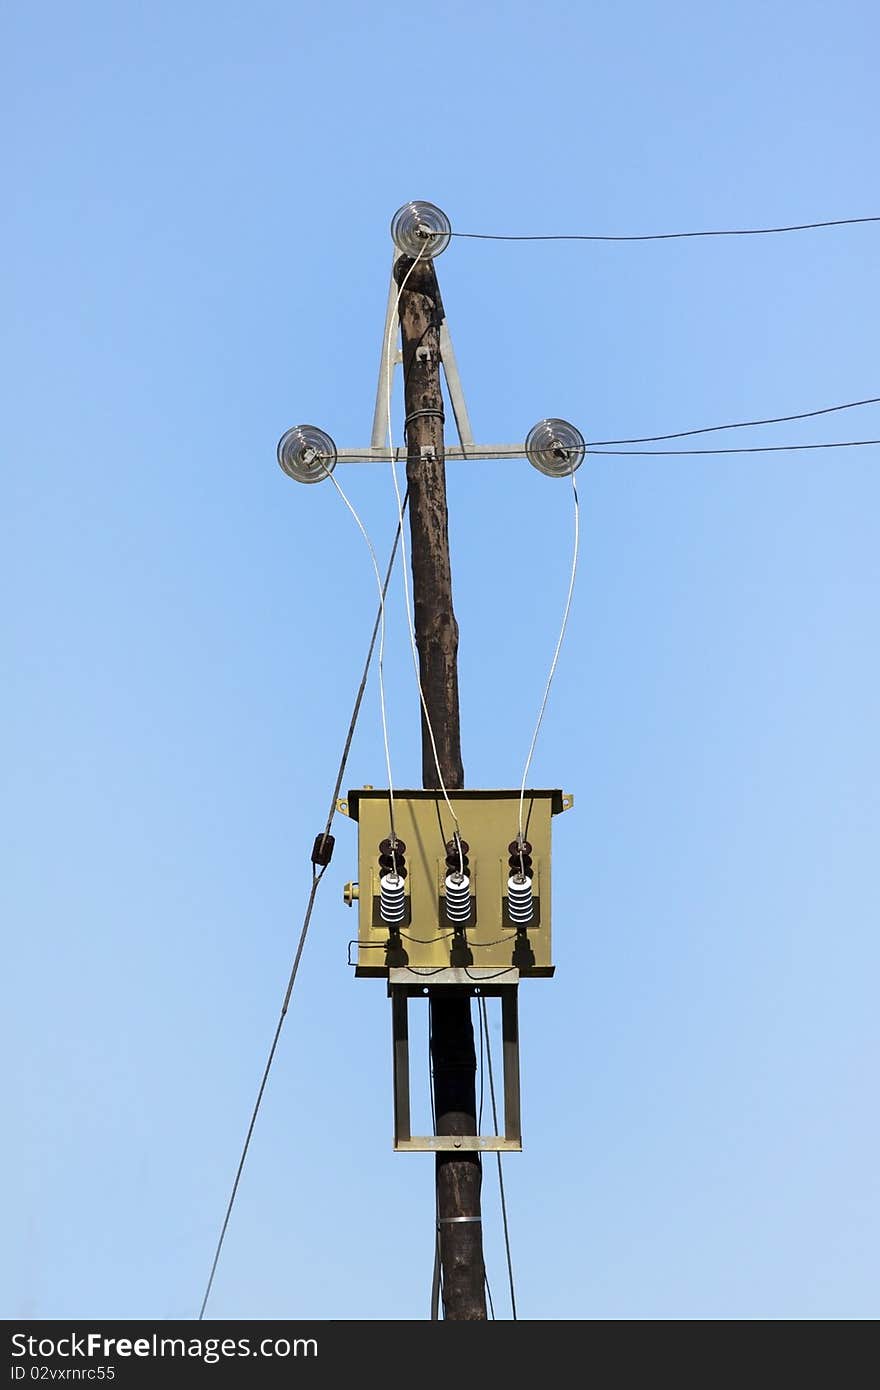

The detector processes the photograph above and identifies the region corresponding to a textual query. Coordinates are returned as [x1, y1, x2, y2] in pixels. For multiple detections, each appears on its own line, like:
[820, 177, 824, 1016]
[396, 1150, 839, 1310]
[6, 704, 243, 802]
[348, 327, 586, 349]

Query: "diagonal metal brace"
[369, 254, 475, 456]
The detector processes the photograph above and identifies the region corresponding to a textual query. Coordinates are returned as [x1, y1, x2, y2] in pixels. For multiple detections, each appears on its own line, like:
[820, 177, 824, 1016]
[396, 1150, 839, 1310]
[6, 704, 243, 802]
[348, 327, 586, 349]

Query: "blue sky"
[2, 0, 878, 1320]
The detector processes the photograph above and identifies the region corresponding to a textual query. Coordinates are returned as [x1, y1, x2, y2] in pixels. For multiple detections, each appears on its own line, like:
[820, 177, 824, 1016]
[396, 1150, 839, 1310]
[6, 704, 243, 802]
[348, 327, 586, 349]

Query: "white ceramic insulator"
[380, 872, 406, 925]
[444, 872, 472, 925]
[507, 873, 534, 925]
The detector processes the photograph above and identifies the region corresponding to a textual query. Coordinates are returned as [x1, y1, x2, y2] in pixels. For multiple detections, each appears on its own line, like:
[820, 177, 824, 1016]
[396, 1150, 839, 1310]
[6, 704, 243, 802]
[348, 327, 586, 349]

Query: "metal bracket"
[367, 254, 477, 460]
[390, 968, 522, 1153]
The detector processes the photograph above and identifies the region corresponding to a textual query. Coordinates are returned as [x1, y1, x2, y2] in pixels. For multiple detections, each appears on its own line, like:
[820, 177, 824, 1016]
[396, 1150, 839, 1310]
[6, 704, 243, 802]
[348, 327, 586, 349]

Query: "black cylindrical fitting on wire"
[311, 832, 335, 867]
[378, 836, 407, 878]
[508, 838, 533, 879]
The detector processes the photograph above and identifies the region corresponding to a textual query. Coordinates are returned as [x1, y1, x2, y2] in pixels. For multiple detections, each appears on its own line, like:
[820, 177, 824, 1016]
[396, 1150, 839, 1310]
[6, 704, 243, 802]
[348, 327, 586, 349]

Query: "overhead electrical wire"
[587, 395, 880, 447]
[363, 405, 880, 463]
[476, 1002, 497, 1321]
[198, 864, 326, 1321]
[450, 215, 880, 243]
[429, 1014, 442, 1322]
[589, 439, 880, 456]
[480, 997, 518, 1320]
[322, 465, 399, 837]
[334, 398, 879, 475]
[198, 505, 408, 1321]
[320, 496, 408, 837]
[364, 414, 880, 464]
[517, 466, 580, 843]
[429, 1007, 497, 1321]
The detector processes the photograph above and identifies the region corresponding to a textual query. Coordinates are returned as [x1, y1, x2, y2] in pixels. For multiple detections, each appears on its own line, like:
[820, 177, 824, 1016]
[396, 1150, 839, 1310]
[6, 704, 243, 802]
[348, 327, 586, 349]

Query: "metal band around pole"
[404, 408, 446, 441]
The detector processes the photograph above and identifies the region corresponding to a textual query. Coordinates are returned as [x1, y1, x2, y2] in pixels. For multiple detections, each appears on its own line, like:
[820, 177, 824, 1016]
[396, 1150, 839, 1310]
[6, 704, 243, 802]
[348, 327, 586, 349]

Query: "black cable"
[199, 501, 410, 1320]
[318, 494, 409, 847]
[590, 439, 880, 456]
[451, 215, 880, 243]
[475, 1003, 496, 1321]
[480, 997, 518, 1320]
[429, 1014, 442, 1322]
[485, 1272, 497, 1320]
[350, 934, 518, 965]
[433, 796, 462, 866]
[198, 864, 326, 1320]
[478, 992, 485, 1135]
[588, 396, 880, 447]
[431, 1192, 442, 1321]
[429, 1012, 437, 1133]
[377, 414, 880, 462]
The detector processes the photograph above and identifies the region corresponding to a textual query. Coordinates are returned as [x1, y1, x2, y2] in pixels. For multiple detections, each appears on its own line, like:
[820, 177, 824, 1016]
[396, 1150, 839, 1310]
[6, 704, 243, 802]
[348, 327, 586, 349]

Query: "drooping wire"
[354, 430, 880, 467]
[450, 214, 880, 243]
[340, 400, 880, 467]
[346, 438, 880, 462]
[480, 996, 517, 1320]
[517, 467, 580, 842]
[432, 437, 880, 463]
[431, 1185, 443, 1321]
[198, 864, 326, 1321]
[477, 992, 485, 1134]
[429, 1011, 442, 1321]
[318, 495, 409, 841]
[385, 244, 465, 873]
[198, 503, 408, 1321]
[589, 439, 880, 456]
[485, 1267, 496, 1320]
[476, 998, 496, 1320]
[429, 997, 494, 1320]
[322, 464, 398, 840]
[587, 395, 880, 447]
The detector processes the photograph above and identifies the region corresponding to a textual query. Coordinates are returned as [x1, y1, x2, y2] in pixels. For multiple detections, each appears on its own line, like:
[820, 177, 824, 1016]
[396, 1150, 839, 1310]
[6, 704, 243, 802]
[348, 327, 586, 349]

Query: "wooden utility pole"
[395, 253, 487, 1321]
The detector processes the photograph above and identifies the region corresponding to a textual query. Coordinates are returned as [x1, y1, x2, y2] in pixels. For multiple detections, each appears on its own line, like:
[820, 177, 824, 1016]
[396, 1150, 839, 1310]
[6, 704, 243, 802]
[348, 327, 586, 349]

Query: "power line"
[476, 1003, 496, 1321]
[430, 1010, 496, 1320]
[323, 468, 399, 841]
[319, 496, 408, 838]
[334, 394, 880, 464]
[377, 419, 880, 464]
[588, 395, 880, 447]
[198, 506, 407, 1320]
[485, 1275, 497, 1320]
[481, 997, 518, 1320]
[198, 864, 326, 1321]
[518, 467, 579, 843]
[589, 439, 880, 456]
[478, 995, 485, 1135]
[451, 215, 880, 243]
[430, 1014, 442, 1322]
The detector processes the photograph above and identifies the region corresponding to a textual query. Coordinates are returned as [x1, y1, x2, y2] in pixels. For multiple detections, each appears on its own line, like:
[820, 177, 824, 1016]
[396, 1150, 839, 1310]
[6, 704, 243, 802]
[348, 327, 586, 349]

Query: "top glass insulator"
[390, 201, 452, 259]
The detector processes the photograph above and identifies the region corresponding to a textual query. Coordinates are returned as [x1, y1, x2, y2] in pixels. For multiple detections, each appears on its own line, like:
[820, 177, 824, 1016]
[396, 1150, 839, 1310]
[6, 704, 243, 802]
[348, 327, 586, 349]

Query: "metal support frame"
[337, 444, 526, 463]
[389, 967, 522, 1153]
[362, 255, 499, 465]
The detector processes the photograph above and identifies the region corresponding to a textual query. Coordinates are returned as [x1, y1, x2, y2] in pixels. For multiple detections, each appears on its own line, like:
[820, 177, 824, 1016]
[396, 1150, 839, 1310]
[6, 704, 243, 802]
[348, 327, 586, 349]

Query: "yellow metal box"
[340, 787, 572, 978]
